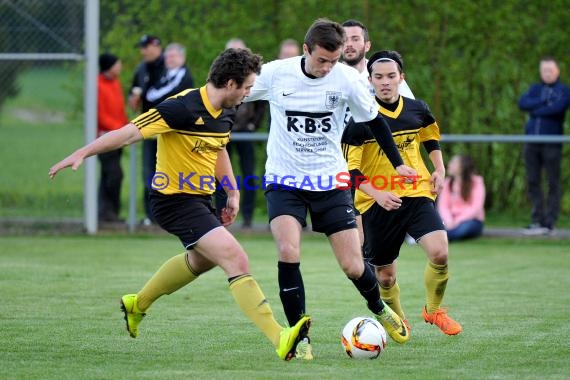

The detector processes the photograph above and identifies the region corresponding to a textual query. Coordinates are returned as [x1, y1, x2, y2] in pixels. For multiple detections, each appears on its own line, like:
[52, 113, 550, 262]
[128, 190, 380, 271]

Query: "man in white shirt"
[244, 18, 415, 359]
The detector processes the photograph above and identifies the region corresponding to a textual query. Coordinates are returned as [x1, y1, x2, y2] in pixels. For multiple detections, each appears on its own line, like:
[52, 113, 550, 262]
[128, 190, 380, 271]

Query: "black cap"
[136, 34, 161, 48]
[99, 53, 118, 73]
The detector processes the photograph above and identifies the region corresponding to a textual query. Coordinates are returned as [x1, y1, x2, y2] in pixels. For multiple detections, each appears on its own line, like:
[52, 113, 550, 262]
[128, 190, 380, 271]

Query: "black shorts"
[265, 184, 356, 236]
[362, 197, 444, 266]
[150, 190, 221, 249]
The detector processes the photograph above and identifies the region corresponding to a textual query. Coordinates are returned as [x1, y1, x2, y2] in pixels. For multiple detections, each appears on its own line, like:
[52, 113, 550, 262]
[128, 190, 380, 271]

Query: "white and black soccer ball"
[341, 316, 387, 359]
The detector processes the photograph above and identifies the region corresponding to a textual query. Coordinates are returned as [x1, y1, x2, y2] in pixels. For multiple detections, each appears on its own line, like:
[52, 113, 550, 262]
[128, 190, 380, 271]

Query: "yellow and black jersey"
[341, 95, 440, 214]
[131, 86, 234, 195]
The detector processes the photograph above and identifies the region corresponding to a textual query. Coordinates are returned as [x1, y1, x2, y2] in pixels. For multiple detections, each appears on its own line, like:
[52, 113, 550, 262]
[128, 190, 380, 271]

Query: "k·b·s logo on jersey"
[285, 110, 332, 133]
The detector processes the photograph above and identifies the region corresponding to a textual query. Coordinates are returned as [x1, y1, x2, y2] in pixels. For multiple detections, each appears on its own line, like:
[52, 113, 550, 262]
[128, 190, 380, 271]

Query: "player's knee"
[276, 241, 300, 261]
[429, 246, 448, 265]
[214, 239, 250, 271]
[376, 268, 396, 287]
[378, 275, 395, 288]
[228, 248, 250, 273]
[340, 258, 364, 278]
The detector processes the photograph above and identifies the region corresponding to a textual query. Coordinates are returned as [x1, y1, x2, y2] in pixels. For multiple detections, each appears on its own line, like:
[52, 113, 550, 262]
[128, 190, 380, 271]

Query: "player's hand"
[430, 170, 445, 195]
[220, 191, 240, 226]
[48, 152, 85, 179]
[219, 207, 235, 226]
[374, 191, 402, 211]
[395, 165, 418, 184]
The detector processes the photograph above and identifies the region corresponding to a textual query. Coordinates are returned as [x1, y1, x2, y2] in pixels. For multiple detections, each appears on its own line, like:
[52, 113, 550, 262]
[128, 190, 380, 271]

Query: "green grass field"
[1, 234, 568, 379]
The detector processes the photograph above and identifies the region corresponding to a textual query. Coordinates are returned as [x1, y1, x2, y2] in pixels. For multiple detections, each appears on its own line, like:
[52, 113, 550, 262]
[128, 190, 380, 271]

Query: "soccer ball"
[341, 316, 387, 359]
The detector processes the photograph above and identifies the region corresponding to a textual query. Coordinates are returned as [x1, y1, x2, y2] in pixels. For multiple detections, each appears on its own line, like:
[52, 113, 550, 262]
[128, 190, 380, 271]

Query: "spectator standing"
[145, 42, 194, 104]
[518, 56, 569, 235]
[437, 154, 486, 241]
[129, 34, 166, 226]
[97, 53, 129, 223]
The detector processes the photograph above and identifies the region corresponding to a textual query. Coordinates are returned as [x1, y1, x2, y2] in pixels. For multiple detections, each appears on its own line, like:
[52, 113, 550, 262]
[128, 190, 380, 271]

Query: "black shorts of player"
[265, 184, 356, 236]
[149, 190, 222, 250]
[350, 188, 361, 217]
[362, 197, 445, 267]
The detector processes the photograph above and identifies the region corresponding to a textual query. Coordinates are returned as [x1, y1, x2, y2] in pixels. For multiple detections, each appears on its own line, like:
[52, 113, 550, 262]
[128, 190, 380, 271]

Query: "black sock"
[349, 263, 384, 314]
[278, 261, 306, 326]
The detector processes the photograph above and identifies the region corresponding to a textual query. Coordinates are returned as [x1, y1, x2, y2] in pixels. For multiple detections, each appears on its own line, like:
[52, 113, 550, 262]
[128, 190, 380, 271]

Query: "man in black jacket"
[519, 56, 569, 235]
[129, 35, 172, 226]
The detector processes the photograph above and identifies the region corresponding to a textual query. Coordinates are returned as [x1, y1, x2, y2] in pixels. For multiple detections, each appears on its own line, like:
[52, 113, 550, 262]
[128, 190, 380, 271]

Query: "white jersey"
[245, 56, 377, 191]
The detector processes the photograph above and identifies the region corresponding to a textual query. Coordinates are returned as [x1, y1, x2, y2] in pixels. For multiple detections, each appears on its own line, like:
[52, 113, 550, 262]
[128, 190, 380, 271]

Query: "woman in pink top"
[437, 155, 486, 241]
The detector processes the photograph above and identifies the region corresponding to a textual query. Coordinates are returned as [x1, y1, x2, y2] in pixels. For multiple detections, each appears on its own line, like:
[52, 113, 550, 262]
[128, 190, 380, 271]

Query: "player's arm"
[419, 102, 444, 194]
[49, 123, 142, 179]
[427, 147, 445, 195]
[367, 114, 417, 178]
[215, 147, 240, 226]
[358, 178, 402, 211]
[341, 122, 401, 211]
[436, 179, 455, 227]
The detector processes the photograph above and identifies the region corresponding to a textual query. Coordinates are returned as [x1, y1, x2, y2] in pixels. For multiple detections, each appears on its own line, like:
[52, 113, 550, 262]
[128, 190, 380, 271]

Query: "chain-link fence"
[0, 0, 89, 230]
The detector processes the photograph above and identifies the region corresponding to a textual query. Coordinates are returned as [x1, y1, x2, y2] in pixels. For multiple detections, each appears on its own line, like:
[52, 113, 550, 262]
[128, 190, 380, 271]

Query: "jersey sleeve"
[245, 61, 277, 102]
[131, 109, 172, 139]
[131, 92, 193, 138]
[417, 100, 440, 142]
[345, 69, 378, 123]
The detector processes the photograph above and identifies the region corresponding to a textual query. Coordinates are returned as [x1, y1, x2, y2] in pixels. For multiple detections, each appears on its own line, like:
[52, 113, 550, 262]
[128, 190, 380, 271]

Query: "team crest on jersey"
[325, 91, 341, 110]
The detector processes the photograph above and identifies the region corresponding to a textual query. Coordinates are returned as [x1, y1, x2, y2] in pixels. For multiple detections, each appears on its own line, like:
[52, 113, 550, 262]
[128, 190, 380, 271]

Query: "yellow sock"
[380, 282, 405, 320]
[229, 275, 282, 347]
[424, 261, 448, 313]
[137, 252, 198, 311]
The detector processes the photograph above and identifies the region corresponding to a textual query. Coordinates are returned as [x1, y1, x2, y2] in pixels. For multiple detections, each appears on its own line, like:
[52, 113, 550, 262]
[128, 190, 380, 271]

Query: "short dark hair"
[341, 19, 370, 42]
[367, 50, 405, 75]
[304, 18, 346, 53]
[207, 48, 262, 88]
[540, 55, 558, 65]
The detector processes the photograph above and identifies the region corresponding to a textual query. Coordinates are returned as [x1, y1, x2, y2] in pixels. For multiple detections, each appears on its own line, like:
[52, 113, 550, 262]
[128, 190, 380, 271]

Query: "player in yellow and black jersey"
[49, 48, 310, 360]
[341, 50, 462, 336]
[132, 86, 233, 195]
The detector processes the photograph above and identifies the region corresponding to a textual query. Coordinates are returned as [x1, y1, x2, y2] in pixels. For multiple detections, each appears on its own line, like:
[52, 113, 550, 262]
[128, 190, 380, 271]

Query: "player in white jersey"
[341, 19, 416, 245]
[244, 18, 414, 359]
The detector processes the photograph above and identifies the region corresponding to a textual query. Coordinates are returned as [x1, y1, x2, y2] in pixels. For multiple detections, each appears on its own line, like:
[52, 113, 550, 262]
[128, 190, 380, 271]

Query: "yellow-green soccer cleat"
[276, 316, 311, 361]
[295, 337, 314, 360]
[376, 302, 410, 344]
[120, 294, 146, 338]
